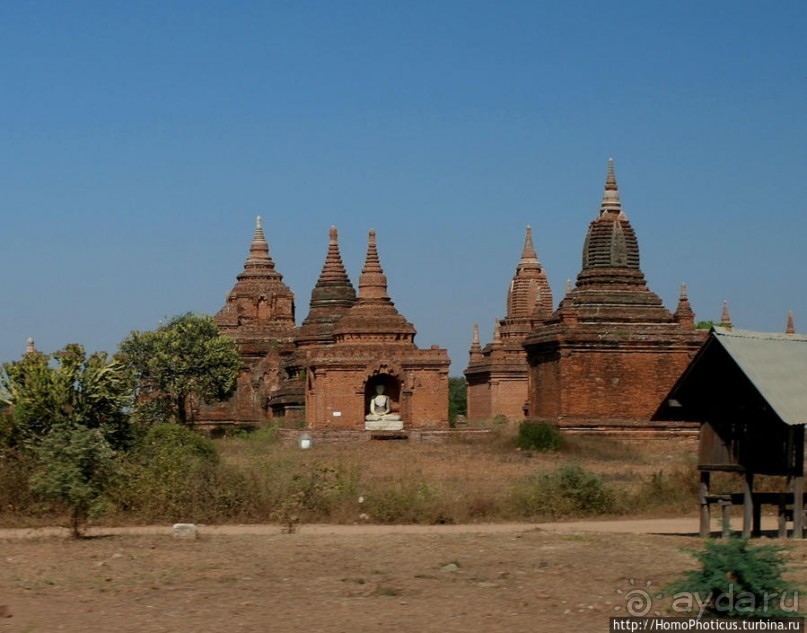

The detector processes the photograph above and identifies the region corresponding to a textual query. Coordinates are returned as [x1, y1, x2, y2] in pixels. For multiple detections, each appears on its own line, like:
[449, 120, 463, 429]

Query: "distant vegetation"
[0, 323, 705, 533]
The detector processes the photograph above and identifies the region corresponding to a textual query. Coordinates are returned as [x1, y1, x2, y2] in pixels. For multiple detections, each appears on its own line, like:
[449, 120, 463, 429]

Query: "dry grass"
[0, 425, 702, 528]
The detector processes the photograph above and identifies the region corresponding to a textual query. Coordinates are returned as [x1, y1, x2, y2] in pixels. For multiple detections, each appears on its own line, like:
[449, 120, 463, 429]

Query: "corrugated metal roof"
[713, 326, 807, 426]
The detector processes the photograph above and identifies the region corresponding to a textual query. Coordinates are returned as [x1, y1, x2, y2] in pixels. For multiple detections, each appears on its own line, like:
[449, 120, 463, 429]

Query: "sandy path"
[0, 515, 783, 540]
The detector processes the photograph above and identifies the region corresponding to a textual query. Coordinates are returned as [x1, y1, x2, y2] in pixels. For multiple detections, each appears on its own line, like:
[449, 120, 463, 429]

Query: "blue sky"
[2, 1, 805, 373]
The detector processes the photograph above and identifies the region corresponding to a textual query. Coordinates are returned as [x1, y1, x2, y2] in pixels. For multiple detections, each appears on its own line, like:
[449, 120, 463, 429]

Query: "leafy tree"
[448, 377, 467, 424]
[30, 424, 119, 537]
[119, 313, 242, 425]
[0, 344, 133, 449]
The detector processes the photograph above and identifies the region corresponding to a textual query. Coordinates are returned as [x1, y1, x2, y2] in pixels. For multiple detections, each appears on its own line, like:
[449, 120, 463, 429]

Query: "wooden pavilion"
[654, 326, 807, 538]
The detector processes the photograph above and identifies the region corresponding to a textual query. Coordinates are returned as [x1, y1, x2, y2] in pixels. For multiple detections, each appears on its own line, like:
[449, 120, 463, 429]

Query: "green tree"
[0, 344, 133, 448]
[448, 377, 467, 424]
[30, 424, 119, 537]
[119, 313, 242, 425]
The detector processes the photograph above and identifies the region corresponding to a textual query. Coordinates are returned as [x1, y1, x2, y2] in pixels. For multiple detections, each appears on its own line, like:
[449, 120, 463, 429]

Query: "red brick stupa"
[523, 160, 705, 429]
[303, 229, 450, 430]
[197, 217, 298, 425]
[465, 226, 553, 422]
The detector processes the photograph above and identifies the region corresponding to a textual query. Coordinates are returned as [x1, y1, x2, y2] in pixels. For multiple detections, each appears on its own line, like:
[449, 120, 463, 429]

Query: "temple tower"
[465, 226, 553, 422]
[302, 229, 450, 430]
[523, 160, 706, 428]
[197, 217, 299, 426]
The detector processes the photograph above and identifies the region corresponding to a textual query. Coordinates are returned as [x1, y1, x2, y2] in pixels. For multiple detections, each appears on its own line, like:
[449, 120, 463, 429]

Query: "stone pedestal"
[365, 418, 404, 431]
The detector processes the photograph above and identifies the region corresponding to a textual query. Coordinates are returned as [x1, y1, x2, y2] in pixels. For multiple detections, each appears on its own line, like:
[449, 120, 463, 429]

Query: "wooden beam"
[699, 471, 711, 538]
[743, 472, 753, 539]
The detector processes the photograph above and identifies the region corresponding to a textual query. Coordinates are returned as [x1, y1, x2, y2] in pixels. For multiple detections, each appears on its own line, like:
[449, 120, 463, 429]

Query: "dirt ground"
[2, 519, 806, 633]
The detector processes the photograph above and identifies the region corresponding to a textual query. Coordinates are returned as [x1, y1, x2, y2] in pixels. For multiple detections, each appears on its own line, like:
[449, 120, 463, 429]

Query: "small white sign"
[332, 411, 341, 417]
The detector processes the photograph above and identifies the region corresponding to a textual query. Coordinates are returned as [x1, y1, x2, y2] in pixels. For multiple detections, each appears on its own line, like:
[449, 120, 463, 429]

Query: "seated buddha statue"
[365, 384, 401, 421]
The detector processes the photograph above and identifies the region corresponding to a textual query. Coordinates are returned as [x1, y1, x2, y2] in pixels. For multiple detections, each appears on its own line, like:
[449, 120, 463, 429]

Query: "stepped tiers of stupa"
[195, 222, 449, 431]
[470, 159, 706, 429]
[195, 159, 738, 434]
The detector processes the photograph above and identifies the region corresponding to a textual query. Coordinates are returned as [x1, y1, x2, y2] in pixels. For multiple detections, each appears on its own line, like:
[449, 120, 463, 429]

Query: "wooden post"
[742, 471, 753, 539]
[721, 502, 731, 538]
[793, 476, 804, 539]
[699, 470, 711, 538]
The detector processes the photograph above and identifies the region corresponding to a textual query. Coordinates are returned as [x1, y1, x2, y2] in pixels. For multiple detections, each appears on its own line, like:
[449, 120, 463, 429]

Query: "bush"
[110, 423, 221, 522]
[509, 464, 616, 518]
[29, 424, 120, 537]
[666, 538, 800, 619]
[516, 420, 562, 452]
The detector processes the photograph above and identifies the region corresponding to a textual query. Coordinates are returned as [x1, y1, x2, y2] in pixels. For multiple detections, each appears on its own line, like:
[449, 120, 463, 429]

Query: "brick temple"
[196, 217, 298, 426]
[522, 159, 706, 429]
[196, 221, 449, 430]
[464, 226, 553, 422]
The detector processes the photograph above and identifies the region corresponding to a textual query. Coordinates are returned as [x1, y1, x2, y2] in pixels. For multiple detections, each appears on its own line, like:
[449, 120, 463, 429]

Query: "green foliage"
[0, 344, 133, 449]
[696, 320, 717, 330]
[510, 464, 616, 518]
[666, 538, 800, 619]
[111, 423, 221, 522]
[29, 424, 120, 537]
[119, 313, 241, 424]
[516, 420, 563, 452]
[448, 377, 467, 424]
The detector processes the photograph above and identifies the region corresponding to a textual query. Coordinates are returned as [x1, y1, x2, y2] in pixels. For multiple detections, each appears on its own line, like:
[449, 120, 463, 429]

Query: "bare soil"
[3, 519, 806, 633]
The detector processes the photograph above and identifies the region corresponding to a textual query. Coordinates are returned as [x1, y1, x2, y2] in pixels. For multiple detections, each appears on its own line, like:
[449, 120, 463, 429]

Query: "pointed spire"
[469, 323, 483, 362]
[316, 226, 354, 287]
[492, 318, 502, 346]
[600, 158, 623, 217]
[786, 311, 796, 335]
[520, 226, 539, 263]
[358, 229, 390, 301]
[241, 215, 279, 276]
[25, 338, 36, 355]
[565, 278, 573, 296]
[720, 299, 732, 328]
[674, 282, 695, 328]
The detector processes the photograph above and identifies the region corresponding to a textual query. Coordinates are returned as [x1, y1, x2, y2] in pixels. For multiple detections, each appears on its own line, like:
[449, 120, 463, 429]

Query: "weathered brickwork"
[198, 221, 449, 430]
[523, 160, 706, 428]
[303, 229, 450, 430]
[465, 227, 553, 422]
[196, 217, 298, 426]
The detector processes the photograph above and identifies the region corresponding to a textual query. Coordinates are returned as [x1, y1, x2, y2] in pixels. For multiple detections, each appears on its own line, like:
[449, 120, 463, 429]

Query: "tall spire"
[240, 215, 280, 278]
[469, 323, 483, 362]
[298, 226, 357, 347]
[786, 310, 796, 335]
[565, 278, 573, 296]
[25, 338, 36, 355]
[720, 299, 732, 328]
[600, 158, 623, 217]
[673, 282, 695, 329]
[358, 229, 390, 301]
[506, 225, 553, 324]
[520, 225, 539, 264]
[316, 226, 354, 289]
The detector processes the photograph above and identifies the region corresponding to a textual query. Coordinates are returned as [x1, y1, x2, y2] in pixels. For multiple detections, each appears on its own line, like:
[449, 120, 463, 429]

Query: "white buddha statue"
[365, 384, 401, 422]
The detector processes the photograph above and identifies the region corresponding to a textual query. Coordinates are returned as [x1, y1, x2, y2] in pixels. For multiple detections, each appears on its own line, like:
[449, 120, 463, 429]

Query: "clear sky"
[2, 1, 805, 373]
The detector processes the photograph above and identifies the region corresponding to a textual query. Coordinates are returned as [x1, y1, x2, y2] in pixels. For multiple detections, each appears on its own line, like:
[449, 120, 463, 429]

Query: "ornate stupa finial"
[600, 158, 623, 217]
[358, 228, 389, 301]
[720, 299, 732, 328]
[786, 310, 796, 335]
[469, 323, 483, 362]
[25, 338, 36, 354]
[565, 278, 573, 296]
[674, 282, 695, 328]
[241, 215, 278, 275]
